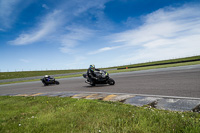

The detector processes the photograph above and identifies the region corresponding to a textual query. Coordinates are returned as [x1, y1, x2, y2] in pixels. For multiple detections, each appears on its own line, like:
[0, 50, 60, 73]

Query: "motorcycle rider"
[87, 65, 100, 84]
[44, 75, 54, 82]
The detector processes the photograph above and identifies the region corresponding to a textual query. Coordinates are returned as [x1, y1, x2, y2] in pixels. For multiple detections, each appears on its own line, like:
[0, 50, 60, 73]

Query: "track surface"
[0, 65, 200, 98]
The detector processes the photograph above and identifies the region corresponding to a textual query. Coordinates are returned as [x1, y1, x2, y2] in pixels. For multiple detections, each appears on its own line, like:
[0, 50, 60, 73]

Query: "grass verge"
[0, 96, 200, 133]
[0, 69, 86, 80]
[109, 60, 200, 74]
[117, 55, 200, 69]
[0, 74, 83, 85]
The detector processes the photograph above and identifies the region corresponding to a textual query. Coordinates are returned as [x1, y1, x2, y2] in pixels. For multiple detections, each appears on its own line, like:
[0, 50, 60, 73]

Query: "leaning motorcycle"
[40, 77, 60, 86]
[83, 70, 115, 86]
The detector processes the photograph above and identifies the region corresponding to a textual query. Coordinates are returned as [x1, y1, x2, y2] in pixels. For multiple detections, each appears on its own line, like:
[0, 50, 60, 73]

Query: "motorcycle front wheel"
[107, 78, 115, 85]
[55, 81, 60, 85]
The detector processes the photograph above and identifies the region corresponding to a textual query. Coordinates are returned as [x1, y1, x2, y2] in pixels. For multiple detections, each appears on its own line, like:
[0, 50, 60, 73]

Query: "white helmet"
[45, 75, 48, 78]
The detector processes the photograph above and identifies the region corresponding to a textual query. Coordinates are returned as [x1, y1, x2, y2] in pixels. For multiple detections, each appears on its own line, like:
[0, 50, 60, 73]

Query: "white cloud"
[68, 0, 108, 16]
[91, 4, 200, 64]
[42, 4, 49, 9]
[0, 0, 21, 28]
[20, 59, 30, 63]
[88, 46, 121, 55]
[0, 28, 5, 31]
[8, 0, 110, 52]
[9, 10, 63, 45]
[59, 26, 95, 54]
[0, 0, 33, 29]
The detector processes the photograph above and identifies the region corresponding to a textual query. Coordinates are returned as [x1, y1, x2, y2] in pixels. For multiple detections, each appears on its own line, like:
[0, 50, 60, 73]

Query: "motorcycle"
[83, 70, 115, 86]
[40, 77, 60, 86]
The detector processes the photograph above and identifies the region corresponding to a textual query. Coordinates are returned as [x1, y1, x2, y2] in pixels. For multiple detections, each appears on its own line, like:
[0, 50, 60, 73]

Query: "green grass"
[0, 74, 83, 85]
[0, 69, 86, 80]
[0, 96, 199, 133]
[55, 74, 83, 79]
[0, 79, 39, 85]
[109, 60, 200, 74]
[117, 55, 200, 69]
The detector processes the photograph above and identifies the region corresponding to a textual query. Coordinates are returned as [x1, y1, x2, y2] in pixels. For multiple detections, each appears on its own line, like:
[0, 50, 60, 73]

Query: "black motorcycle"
[40, 77, 60, 86]
[83, 70, 115, 86]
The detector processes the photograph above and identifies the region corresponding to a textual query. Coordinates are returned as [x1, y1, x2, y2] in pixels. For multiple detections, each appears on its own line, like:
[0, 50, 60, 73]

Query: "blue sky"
[0, 0, 200, 72]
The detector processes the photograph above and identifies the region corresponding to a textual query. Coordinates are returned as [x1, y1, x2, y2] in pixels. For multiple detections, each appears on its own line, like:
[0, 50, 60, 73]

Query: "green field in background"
[117, 55, 200, 69]
[0, 69, 86, 80]
[109, 60, 200, 74]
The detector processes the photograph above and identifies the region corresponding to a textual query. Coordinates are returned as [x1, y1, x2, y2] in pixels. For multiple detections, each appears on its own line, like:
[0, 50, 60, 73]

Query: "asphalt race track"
[0, 65, 200, 98]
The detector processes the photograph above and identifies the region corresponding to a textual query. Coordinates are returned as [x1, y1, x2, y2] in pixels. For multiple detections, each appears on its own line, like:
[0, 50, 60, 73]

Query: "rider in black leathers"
[87, 65, 100, 84]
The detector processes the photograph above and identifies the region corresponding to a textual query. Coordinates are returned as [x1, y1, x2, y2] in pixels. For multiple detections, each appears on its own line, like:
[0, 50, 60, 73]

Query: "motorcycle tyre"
[55, 81, 60, 85]
[108, 78, 115, 85]
[90, 83, 95, 86]
[44, 83, 48, 86]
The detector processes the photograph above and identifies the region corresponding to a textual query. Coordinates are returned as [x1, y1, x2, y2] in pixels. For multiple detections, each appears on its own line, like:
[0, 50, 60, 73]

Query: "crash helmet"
[45, 75, 48, 78]
[89, 65, 95, 71]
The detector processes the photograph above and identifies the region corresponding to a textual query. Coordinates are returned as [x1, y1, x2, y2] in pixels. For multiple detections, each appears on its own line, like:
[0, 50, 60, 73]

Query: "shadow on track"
[83, 84, 111, 88]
